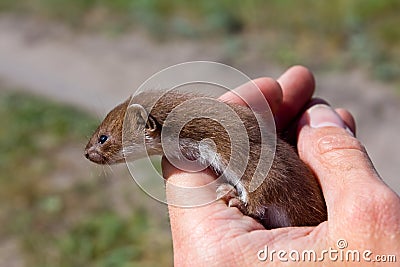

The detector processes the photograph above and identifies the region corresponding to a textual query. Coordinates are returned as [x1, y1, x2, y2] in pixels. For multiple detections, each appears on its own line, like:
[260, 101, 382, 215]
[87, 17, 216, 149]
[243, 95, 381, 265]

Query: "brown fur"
[85, 90, 327, 228]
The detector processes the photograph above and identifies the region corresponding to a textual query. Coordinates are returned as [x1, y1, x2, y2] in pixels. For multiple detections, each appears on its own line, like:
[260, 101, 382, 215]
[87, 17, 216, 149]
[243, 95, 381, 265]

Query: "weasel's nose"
[85, 152, 89, 159]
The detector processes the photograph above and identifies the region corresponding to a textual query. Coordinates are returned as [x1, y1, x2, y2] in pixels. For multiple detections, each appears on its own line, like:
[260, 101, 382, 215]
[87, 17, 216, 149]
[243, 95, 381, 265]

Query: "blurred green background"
[0, 90, 171, 266]
[0, 1, 399, 266]
[1, 0, 399, 83]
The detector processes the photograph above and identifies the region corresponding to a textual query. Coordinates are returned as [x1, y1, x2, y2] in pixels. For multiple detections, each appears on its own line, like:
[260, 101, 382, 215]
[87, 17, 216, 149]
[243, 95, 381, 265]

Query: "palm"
[163, 66, 400, 266]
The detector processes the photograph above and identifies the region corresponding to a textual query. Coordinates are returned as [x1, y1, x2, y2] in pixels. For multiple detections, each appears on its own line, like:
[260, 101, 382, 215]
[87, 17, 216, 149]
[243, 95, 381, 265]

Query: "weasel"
[85, 91, 327, 229]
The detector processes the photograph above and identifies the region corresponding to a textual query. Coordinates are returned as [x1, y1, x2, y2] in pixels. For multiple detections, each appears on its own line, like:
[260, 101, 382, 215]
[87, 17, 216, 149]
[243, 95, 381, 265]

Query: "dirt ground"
[0, 15, 399, 194]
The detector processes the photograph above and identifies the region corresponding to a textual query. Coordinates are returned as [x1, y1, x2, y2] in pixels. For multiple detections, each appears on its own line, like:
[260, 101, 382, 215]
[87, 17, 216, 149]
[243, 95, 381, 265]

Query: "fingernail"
[308, 104, 346, 129]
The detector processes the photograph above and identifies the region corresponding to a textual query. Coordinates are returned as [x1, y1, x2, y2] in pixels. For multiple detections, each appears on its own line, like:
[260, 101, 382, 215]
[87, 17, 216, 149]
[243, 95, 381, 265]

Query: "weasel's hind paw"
[216, 183, 243, 209]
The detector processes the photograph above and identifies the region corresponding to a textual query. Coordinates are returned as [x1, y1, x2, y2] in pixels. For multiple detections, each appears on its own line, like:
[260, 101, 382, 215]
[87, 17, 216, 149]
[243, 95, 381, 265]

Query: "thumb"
[297, 104, 387, 227]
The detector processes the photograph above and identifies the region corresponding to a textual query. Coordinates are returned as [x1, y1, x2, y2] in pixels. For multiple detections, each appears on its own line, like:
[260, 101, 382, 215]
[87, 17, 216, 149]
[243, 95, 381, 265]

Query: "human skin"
[162, 66, 400, 266]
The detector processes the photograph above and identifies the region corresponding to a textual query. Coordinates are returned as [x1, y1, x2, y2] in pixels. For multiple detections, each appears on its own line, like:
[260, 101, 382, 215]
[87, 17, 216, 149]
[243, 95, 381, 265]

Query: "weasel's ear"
[126, 104, 148, 126]
[125, 104, 158, 132]
[145, 114, 158, 132]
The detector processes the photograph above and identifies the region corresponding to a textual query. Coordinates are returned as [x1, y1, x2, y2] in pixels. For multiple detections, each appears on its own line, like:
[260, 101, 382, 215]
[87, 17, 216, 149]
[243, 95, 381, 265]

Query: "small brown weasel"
[85, 91, 327, 229]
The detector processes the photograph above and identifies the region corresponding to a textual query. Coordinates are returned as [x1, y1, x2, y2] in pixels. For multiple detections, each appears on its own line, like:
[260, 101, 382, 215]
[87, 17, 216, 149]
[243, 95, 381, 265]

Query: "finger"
[294, 100, 355, 137]
[162, 159, 222, 263]
[297, 104, 387, 227]
[162, 157, 219, 240]
[218, 77, 283, 114]
[162, 157, 218, 208]
[276, 65, 315, 130]
[162, 158, 263, 263]
[335, 108, 356, 135]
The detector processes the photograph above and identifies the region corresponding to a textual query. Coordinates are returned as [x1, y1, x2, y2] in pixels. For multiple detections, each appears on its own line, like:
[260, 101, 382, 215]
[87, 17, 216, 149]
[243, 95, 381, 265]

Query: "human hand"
[162, 66, 400, 266]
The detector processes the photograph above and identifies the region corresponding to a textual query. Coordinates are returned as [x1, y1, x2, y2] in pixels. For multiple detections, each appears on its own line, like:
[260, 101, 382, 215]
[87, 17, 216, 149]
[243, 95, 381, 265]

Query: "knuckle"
[314, 129, 368, 172]
[345, 186, 400, 230]
[317, 130, 364, 155]
[373, 189, 400, 219]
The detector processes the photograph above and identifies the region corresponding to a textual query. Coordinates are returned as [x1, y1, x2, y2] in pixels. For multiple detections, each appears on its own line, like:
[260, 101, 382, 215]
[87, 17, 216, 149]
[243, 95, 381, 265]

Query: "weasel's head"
[84, 99, 162, 164]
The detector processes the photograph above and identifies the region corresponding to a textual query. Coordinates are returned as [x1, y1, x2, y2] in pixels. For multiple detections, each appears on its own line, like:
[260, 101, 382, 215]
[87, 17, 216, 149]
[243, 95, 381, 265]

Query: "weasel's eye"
[98, 135, 108, 144]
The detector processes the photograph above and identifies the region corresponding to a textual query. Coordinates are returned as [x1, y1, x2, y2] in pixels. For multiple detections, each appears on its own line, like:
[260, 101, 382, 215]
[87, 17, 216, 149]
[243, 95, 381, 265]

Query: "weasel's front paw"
[216, 183, 244, 209]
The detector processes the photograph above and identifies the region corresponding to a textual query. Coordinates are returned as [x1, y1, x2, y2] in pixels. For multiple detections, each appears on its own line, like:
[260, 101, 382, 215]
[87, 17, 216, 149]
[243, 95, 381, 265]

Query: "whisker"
[106, 163, 114, 175]
[99, 165, 111, 184]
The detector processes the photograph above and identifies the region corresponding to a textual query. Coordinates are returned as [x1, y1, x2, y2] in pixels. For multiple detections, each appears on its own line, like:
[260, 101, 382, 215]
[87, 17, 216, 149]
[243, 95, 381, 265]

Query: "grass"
[0, 90, 172, 266]
[0, 0, 399, 86]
